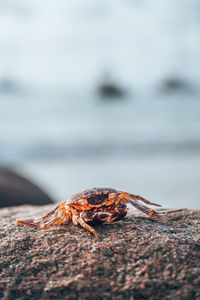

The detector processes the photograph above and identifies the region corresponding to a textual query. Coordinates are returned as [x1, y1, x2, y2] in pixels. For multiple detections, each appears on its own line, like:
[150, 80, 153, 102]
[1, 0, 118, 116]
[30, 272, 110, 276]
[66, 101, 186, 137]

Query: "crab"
[16, 187, 180, 237]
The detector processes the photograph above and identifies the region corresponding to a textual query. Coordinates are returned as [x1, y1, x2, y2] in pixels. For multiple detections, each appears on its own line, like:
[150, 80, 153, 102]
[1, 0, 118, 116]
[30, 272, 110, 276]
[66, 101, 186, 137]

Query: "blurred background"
[0, 0, 200, 209]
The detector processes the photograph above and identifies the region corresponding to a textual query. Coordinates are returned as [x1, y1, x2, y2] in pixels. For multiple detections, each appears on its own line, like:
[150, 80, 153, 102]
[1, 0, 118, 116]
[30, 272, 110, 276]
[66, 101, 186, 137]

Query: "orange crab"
[16, 187, 180, 237]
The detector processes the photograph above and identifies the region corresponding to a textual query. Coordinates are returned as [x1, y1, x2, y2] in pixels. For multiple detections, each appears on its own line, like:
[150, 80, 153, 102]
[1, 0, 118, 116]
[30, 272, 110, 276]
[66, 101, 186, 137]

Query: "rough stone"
[0, 205, 199, 300]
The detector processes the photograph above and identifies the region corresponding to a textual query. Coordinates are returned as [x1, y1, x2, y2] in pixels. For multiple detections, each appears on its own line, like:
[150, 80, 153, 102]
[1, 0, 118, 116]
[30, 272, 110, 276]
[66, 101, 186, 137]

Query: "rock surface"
[0, 205, 199, 300]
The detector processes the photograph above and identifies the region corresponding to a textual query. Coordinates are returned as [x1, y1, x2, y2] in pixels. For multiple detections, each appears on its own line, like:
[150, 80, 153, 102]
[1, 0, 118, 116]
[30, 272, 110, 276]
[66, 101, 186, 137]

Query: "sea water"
[0, 0, 200, 208]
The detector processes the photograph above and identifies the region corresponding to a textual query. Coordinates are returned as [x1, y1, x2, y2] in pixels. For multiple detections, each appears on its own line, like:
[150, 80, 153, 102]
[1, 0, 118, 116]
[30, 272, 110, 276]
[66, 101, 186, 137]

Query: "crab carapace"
[16, 187, 180, 237]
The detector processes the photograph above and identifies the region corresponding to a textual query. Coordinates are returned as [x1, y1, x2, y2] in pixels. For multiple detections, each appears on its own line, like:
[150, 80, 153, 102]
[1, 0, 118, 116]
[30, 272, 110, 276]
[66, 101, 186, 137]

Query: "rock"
[0, 206, 199, 299]
[159, 77, 194, 95]
[98, 82, 126, 99]
[97, 74, 127, 100]
[0, 167, 54, 208]
[0, 78, 21, 94]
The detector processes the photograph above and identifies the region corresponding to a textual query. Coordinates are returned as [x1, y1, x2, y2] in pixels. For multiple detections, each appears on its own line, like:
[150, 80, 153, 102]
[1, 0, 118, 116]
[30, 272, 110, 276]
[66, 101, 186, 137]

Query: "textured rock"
[0, 167, 54, 208]
[0, 205, 199, 300]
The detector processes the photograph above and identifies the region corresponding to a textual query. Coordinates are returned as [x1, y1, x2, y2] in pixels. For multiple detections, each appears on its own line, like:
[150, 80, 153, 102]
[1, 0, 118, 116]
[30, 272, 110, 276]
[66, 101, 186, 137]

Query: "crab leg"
[127, 198, 168, 217]
[119, 193, 181, 217]
[16, 202, 67, 230]
[129, 198, 181, 217]
[120, 192, 162, 207]
[78, 218, 99, 237]
[16, 217, 63, 230]
[33, 204, 60, 222]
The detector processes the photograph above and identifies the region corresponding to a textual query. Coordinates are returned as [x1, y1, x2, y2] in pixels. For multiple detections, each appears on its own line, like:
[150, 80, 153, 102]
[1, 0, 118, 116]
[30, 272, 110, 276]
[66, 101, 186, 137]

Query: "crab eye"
[78, 199, 87, 205]
[109, 193, 117, 199]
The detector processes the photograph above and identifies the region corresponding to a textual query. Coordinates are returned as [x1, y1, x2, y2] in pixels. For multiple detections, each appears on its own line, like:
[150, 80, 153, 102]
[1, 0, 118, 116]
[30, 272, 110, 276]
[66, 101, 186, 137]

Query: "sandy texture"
[0, 205, 199, 300]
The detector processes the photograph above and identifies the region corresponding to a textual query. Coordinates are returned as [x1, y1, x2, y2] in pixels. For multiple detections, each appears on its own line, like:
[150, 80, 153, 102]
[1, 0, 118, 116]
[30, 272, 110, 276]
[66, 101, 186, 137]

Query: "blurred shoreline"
[1, 93, 200, 163]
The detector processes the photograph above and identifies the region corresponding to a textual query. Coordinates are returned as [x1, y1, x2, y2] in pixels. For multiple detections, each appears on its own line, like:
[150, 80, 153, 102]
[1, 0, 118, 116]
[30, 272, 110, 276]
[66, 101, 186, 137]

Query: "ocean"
[0, 0, 200, 208]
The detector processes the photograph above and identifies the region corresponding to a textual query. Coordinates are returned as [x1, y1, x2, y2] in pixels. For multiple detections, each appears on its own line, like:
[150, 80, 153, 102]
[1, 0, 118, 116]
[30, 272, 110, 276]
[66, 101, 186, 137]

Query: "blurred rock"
[0, 78, 20, 94]
[98, 82, 126, 99]
[97, 76, 127, 99]
[0, 167, 54, 207]
[0, 207, 199, 299]
[159, 77, 194, 95]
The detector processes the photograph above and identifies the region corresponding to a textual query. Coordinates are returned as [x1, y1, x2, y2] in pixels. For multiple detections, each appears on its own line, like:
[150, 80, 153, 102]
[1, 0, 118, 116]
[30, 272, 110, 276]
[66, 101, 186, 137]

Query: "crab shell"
[66, 187, 119, 211]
